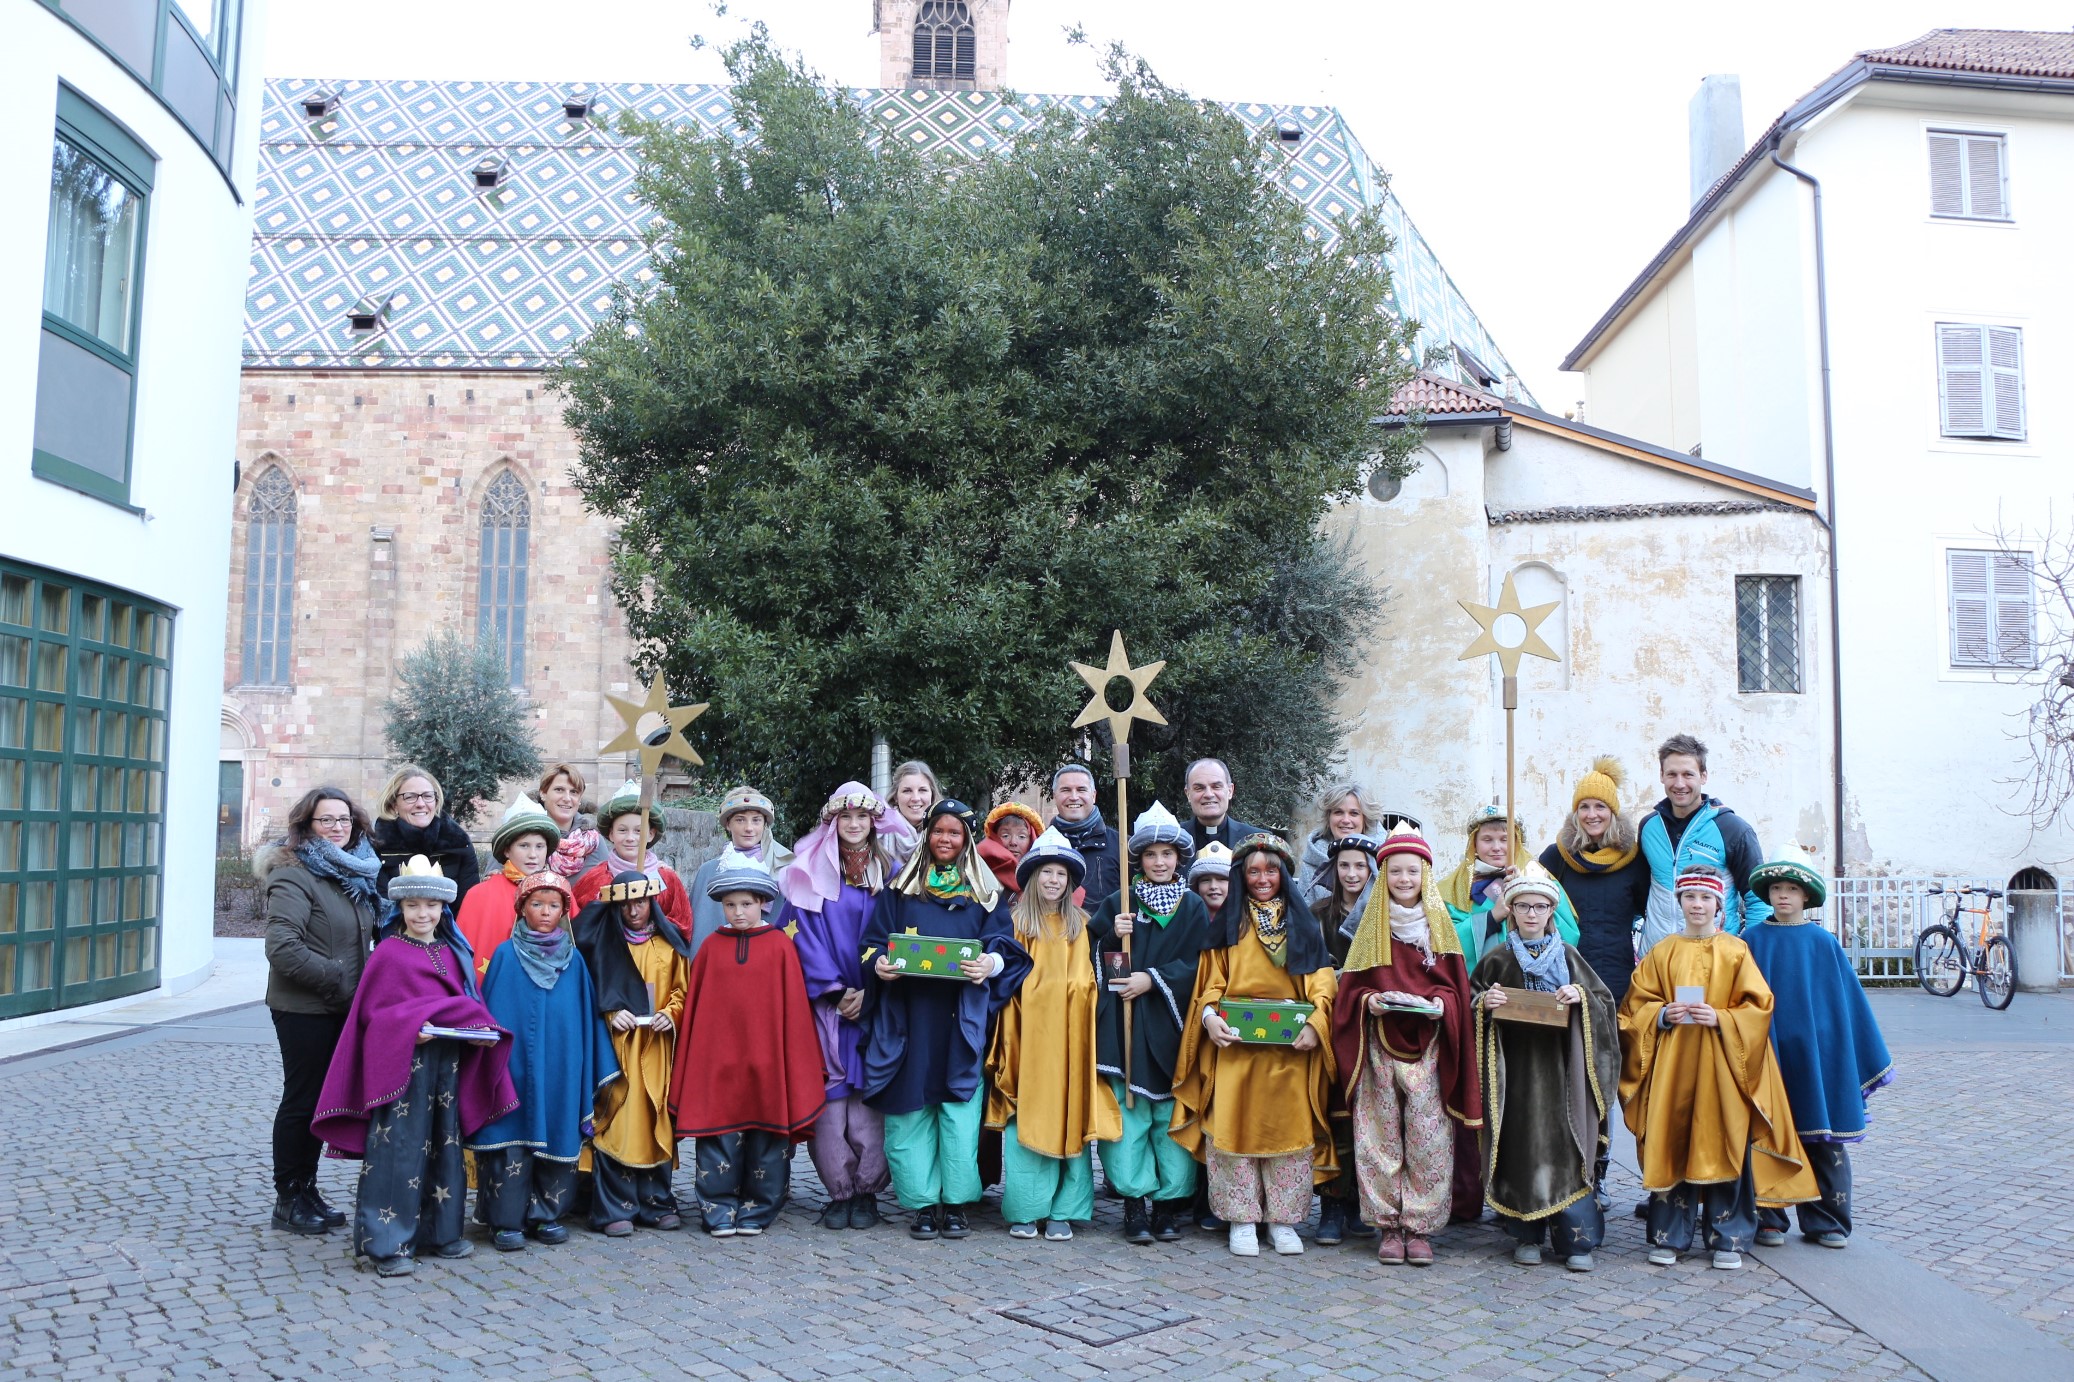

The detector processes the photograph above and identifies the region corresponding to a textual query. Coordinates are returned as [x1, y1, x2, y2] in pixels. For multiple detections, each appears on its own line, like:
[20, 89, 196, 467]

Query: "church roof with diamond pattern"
[243, 79, 1527, 399]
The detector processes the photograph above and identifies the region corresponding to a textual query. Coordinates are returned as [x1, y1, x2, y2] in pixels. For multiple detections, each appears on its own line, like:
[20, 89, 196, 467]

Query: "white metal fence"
[1827, 874, 2074, 981]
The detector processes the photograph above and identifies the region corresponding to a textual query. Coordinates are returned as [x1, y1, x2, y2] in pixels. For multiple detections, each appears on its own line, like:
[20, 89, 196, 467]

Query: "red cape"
[1332, 948, 1482, 1129]
[455, 872, 518, 979]
[668, 924, 827, 1140]
[573, 859, 694, 934]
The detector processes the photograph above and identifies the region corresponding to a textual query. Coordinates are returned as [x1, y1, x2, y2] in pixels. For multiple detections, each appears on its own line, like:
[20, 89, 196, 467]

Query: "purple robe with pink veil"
[776, 885, 875, 1099]
[312, 935, 519, 1157]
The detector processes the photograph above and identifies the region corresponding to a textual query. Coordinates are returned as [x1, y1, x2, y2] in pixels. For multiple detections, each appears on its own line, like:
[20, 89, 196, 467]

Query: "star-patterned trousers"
[1758, 1140, 1852, 1239]
[694, 1130, 792, 1232]
[1647, 1147, 1758, 1254]
[353, 1039, 465, 1261]
[591, 1151, 678, 1229]
[471, 1147, 579, 1233]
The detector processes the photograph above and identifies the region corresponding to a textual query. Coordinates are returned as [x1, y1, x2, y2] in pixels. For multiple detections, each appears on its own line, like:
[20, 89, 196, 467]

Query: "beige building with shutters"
[1562, 28, 2074, 887]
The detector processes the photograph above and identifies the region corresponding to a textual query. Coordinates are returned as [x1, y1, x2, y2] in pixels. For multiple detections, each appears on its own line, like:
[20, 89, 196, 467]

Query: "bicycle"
[1914, 884, 2016, 1010]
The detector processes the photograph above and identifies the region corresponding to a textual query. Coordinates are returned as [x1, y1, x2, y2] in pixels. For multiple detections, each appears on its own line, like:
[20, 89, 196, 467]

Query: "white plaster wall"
[1574, 258, 1703, 454]
[1789, 92, 2074, 877]
[1, 4, 266, 994]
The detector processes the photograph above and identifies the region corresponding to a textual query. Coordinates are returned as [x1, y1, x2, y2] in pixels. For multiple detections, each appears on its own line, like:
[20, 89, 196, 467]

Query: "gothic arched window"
[478, 470, 530, 686]
[240, 467, 296, 685]
[912, 0, 976, 83]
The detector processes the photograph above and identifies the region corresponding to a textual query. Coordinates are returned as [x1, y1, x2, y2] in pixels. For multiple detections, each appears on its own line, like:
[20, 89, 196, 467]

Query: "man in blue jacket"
[1638, 734, 1769, 952]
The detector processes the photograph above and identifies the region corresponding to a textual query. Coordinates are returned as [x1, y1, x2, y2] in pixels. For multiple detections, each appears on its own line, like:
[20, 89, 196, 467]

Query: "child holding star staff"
[1088, 802, 1212, 1245]
[311, 857, 516, 1278]
[1619, 865, 1815, 1270]
[1173, 833, 1339, 1259]
[1744, 858, 1892, 1249]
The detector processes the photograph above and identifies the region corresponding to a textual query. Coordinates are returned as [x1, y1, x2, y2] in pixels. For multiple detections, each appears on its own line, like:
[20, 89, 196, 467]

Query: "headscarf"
[1344, 827, 1461, 973]
[1438, 805, 1530, 915]
[1211, 833, 1329, 976]
[572, 870, 691, 1015]
[296, 834, 381, 905]
[890, 799, 1000, 909]
[780, 781, 903, 911]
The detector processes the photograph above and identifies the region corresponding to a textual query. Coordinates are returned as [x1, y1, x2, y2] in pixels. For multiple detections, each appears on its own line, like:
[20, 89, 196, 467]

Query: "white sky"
[262, 1, 2074, 403]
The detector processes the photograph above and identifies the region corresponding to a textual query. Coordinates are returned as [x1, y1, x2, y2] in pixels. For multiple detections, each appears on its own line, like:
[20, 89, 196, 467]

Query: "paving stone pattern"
[0, 1011, 1990, 1381]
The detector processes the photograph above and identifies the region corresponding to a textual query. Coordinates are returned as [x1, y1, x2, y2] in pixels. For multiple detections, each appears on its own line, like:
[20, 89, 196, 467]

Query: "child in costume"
[1471, 865, 1618, 1272]
[1189, 841, 1233, 915]
[1745, 858, 1893, 1249]
[688, 786, 795, 953]
[312, 857, 517, 1277]
[668, 849, 827, 1236]
[456, 794, 562, 979]
[860, 799, 1030, 1241]
[1441, 805, 1580, 961]
[1309, 833, 1381, 1248]
[1329, 826, 1478, 1266]
[1174, 833, 1338, 1259]
[1088, 802, 1214, 1245]
[778, 782, 901, 1230]
[573, 870, 691, 1235]
[466, 870, 622, 1252]
[985, 828, 1117, 1239]
[571, 781, 695, 931]
[1310, 834, 1377, 969]
[1619, 866, 1816, 1269]
[978, 801, 1045, 900]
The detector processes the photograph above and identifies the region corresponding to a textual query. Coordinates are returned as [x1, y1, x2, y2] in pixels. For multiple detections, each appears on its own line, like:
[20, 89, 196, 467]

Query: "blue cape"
[466, 945, 622, 1160]
[1745, 920, 1893, 1141]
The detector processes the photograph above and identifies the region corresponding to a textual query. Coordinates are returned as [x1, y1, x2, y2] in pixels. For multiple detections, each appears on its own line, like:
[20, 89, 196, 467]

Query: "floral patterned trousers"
[1352, 1036, 1451, 1236]
[1206, 1144, 1313, 1226]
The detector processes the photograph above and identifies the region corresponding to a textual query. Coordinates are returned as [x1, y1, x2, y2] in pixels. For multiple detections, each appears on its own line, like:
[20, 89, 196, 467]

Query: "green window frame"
[34, 87, 155, 511]
[0, 559, 172, 1018]
[36, 0, 245, 182]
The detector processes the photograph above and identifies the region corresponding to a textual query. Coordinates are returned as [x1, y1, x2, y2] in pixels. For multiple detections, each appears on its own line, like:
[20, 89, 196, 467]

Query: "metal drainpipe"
[1770, 150, 1846, 881]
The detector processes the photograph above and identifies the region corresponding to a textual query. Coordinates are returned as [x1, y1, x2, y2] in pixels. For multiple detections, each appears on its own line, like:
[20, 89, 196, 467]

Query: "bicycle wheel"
[1978, 935, 2017, 1010]
[1915, 926, 1965, 996]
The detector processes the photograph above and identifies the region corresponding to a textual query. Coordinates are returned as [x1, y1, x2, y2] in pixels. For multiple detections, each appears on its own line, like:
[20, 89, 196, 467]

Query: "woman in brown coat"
[262, 786, 380, 1236]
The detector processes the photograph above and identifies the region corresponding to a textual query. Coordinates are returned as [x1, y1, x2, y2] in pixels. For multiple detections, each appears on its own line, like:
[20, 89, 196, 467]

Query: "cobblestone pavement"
[0, 994, 2055, 1382]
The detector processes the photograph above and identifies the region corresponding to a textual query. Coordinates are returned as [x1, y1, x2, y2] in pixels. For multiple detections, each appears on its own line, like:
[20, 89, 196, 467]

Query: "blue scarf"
[1507, 930, 1572, 992]
[509, 921, 575, 989]
[296, 836, 380, 905]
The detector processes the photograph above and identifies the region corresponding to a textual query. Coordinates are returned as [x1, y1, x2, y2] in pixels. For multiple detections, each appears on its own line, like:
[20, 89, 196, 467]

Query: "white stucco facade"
[1568, 52, 2074, 881]
[0, 0, 265, 1020]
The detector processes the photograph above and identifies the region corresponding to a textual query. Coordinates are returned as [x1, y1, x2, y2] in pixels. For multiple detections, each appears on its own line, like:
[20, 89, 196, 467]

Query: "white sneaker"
[1712, 1250, 1742, 1270]
[1228, 1222, 1260, 1257]
[1647, 1247, 1678, 1266]
[1268, 1224, 1304, 1255]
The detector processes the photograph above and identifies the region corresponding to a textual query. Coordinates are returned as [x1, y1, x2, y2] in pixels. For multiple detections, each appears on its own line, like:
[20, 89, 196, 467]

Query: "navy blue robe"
[1744, 920, 1893, 1142]
[859, 887, 1028, 1116]
[467, 947, 622, 1161]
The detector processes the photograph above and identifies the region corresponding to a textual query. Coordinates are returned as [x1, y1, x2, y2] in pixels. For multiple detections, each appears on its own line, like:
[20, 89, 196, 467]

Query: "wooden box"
[1216, 999, 1316, 1044]
[1489, 987, 1570, 1027]
[887, 933, 980, 979]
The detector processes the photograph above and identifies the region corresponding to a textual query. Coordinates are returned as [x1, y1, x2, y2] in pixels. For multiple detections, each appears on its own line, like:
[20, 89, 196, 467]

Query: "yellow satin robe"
[589, 934, 687, 1169]
[985, 918, 1120, 1156]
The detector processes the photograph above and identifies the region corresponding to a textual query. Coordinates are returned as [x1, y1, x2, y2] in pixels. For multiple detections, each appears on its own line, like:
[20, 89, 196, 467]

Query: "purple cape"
[311, 935, 518, 1157]
[776, 882, 875, 1099]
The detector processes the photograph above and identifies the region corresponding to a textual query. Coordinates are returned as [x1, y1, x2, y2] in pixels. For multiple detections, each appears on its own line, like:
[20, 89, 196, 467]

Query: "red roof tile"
[1389, 371, 1501, 416]
[1861, 28, 2074, 80]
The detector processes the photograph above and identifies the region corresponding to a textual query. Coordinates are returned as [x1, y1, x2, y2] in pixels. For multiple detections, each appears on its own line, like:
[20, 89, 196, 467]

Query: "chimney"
[1688, 75, 1743, 209]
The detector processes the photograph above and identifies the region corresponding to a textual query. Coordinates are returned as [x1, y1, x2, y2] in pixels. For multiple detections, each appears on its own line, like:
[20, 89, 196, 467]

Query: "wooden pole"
[1502, 674, 1519, 843]
[1115, 740, 1134, 1111]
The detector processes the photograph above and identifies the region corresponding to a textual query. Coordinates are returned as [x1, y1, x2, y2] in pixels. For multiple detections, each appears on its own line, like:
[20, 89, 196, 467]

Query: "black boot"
[271, 1184, 327, 1236]
[1150, 1201, 1182, 1242]
[1123, 1196, 1154, 1245]
[1316, 1196, 1346, 1246]
[300, 1182, 347, 1229]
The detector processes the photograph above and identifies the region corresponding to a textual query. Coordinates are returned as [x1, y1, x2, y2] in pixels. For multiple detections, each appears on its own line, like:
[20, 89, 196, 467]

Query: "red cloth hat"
[513, 869, 575, 916]
[1374, 823, 1434, 866]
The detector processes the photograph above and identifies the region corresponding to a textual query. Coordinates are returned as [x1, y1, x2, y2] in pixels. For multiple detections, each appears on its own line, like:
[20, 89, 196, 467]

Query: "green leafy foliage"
[382, 631, 542, 825]
[555, 29, 1418, 828]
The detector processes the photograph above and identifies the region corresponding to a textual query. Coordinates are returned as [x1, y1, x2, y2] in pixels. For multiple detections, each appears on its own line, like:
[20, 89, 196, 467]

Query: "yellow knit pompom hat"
[1571, 756, 1625, 813]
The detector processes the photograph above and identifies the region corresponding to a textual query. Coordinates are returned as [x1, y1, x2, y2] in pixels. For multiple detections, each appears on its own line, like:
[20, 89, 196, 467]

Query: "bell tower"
[873, 0, 1010, 92]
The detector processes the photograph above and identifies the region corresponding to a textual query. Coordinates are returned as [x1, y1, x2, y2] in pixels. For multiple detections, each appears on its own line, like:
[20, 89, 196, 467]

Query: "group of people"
[261, 739, 1894, 1279]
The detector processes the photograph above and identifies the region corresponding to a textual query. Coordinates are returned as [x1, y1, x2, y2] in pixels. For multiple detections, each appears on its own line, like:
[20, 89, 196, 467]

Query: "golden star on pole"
[601, 674, 708, 777]
[1458, 571, 1561, 676]
[1071, 630, 1166, 749]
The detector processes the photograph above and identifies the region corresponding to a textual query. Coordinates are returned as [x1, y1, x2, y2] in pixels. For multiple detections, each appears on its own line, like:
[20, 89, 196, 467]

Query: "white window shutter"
[1929, 133, 1966, 215]
[1987, 326, 2025, 439]
[1992, 552, 2036, 667]
[1949, 550, 1993, 665]
[1965, 136, 2007, 218]
[1939, 324, 1987, 436]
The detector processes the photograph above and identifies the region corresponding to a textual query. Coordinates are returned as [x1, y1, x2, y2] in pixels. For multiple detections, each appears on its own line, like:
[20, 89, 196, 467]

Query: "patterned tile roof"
[1861, 28, 2074, 79]
[243, 79, 1528, 401]
[1386, 370, 1503, 416]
